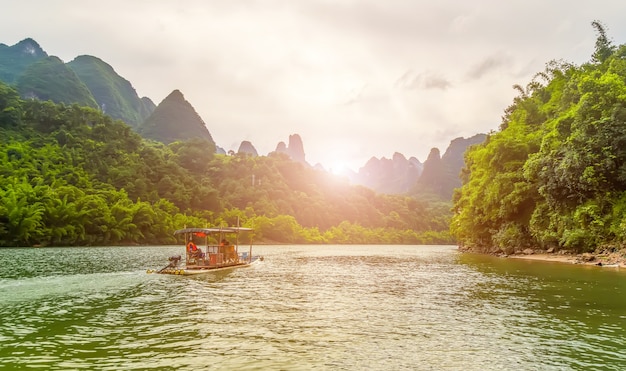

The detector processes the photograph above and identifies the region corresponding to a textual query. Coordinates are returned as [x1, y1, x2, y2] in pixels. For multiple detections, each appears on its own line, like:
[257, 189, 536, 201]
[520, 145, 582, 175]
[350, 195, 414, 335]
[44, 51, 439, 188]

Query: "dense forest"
[452, 22, 626, 254]
[0, 81, 452, 247]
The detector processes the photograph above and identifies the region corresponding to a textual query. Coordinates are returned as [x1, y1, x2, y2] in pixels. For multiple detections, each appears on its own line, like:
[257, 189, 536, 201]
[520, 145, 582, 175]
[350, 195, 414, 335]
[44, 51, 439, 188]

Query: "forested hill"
[452, 22, 626, 254]
[0, 37, 481, 200]
[0, 81, 452, 247]
[139, 89, 215, 145]
[67, 55, 156, 128]
[16, 56, 98, 109]
[0, 38, 47, 83]
[0, 38, 154, 129]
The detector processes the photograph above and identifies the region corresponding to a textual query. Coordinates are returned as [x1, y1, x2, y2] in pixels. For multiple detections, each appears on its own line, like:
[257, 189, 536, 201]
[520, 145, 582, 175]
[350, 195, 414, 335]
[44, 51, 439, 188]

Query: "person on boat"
[187, 241, 203, 258]
[187, 241, 198, 252]
[220, 239, 229, 246]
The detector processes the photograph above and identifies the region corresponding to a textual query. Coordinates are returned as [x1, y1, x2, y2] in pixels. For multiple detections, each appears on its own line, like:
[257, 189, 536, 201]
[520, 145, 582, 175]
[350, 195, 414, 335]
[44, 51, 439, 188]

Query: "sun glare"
[329, 161, 352, 176]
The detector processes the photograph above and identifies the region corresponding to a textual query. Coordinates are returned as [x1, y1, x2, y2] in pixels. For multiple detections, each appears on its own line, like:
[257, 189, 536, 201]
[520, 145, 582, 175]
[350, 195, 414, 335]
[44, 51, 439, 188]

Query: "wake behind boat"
[149, 226, 262, 275]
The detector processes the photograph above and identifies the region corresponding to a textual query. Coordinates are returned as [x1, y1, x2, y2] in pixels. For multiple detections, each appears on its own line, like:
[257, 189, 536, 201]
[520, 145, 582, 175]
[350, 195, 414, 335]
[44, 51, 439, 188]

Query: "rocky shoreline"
[460, 246, 626, 268]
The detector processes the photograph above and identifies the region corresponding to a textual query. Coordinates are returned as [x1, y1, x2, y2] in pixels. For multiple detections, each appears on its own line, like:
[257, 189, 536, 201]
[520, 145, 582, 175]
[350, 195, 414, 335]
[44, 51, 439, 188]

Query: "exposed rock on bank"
[459, 246, 626, 268]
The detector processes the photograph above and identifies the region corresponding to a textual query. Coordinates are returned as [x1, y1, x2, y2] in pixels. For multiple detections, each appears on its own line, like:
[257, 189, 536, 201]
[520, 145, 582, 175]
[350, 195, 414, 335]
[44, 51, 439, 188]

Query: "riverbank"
[458, 245, 626, 267]
[507, 249, 626, 268]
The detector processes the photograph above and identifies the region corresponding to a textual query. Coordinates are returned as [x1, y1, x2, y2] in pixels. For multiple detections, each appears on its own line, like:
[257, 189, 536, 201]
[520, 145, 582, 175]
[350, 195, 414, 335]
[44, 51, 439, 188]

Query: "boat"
[149, 226, 262, 275]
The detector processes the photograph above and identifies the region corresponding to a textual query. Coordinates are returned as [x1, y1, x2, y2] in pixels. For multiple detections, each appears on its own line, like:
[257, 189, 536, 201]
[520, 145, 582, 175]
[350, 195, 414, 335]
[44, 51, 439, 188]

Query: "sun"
[328, 161, 353, 176]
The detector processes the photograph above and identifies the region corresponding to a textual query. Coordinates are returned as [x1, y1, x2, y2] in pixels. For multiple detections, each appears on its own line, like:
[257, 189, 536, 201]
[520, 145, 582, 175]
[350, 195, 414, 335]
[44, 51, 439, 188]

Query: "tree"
[0, 179, 45, 246]
[453, 24, 626, 253]
[591, 20, 615, 64]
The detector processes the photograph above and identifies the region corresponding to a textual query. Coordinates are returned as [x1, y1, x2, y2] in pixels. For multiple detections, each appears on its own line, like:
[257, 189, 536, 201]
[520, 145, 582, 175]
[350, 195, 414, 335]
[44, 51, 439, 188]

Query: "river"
[0, 245, 624, 370]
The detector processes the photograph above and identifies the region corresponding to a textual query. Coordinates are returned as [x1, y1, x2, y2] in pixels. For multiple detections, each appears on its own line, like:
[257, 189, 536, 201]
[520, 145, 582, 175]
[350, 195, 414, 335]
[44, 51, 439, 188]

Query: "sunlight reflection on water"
[0, 245, 624, 370]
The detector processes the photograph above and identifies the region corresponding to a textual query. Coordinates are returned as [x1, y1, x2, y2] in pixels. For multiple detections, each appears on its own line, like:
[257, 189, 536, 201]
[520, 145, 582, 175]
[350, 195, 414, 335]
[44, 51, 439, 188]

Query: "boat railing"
[186, 244, 250, 267]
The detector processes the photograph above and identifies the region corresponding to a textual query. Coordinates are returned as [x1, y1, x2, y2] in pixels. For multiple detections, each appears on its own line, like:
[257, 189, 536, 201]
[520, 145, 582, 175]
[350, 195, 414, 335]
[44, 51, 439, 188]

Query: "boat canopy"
[174, 227, 254, 235]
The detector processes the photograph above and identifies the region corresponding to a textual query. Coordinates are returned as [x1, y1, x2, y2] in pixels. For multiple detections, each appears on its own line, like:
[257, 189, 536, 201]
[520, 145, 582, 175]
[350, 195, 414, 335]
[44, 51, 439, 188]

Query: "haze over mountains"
[0, 37, 486, 199]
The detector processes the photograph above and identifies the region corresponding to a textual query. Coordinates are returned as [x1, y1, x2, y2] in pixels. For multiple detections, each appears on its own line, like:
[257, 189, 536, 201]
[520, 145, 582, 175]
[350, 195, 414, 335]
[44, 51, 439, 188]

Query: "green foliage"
[67, 55, 154, 128]
[15, 56, 98, 109]
[0, 178, 45, 245]
[0, 82, 22, 127]
[452, 24, 626, 253]
[139, 89, 214, 145]
[0, 38, 47, 84]
[591, 20, 615, 64]
[0, 38, 154, 129]
[0, 84, 450, 246]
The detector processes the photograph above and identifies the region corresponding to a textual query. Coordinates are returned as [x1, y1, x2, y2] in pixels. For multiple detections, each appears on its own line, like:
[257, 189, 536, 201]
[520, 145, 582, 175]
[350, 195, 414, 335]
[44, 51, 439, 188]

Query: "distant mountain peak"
[0, 37, 48, 83]
[275, 141, 287, 152]
[67, 54, 155, 128]
[352, 152, 422, 194]
[15, 38, 47, 57]
[350, 134, 486, 198]
[425, 147, 441, 162]
[15, 55, 98, 108]
[71, 55, 114, 73]
[168, 89, 185, 99]
[139, 89, 215, 145]
[412, 134, 487, 199]
[392, 152, 406, 160]
[238, 140, 258, 156]
[287, 134, 306, 163]
[274, 133, 307, 164]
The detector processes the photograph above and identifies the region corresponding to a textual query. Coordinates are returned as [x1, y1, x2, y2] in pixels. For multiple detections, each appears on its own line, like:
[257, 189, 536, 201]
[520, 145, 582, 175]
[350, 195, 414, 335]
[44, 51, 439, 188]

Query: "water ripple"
[0, 245, 625, 370]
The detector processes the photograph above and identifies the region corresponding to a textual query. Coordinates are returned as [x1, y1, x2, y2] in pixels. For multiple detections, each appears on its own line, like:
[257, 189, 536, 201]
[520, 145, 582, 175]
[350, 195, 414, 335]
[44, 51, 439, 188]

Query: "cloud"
[466, 53, 513, 80]
[395, 70, 452, 91]
[342, 84, 369, 106]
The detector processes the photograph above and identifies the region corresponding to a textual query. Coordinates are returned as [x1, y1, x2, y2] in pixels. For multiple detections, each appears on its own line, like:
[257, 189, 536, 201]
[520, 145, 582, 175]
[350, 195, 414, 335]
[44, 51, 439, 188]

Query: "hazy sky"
[2, 1, 626, 171]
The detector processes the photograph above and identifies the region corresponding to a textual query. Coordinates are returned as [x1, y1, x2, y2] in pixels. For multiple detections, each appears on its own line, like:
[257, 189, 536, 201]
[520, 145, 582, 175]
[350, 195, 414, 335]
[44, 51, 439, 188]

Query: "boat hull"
[158, 262, 250, 275]
[151, 257, 262, 275]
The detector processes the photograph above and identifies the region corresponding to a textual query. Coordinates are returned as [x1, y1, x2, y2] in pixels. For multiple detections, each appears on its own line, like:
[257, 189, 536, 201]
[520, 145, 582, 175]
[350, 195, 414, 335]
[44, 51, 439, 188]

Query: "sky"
[2, 1, 626, 172]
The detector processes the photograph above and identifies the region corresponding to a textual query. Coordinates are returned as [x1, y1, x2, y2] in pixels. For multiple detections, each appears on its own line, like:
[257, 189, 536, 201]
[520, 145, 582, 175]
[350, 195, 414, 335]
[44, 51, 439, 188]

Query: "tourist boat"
[150, 226, 261, 275]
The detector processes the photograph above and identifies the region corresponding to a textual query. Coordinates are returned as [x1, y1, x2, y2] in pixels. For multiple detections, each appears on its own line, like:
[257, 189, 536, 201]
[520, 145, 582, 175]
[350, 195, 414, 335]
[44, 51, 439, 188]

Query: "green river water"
[0, 245, 624, 370]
